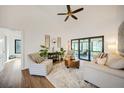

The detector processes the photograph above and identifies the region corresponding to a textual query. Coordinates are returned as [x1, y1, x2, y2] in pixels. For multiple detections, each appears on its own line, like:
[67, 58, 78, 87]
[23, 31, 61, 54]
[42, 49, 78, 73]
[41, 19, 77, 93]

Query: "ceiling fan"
[57, 5, 84, 22]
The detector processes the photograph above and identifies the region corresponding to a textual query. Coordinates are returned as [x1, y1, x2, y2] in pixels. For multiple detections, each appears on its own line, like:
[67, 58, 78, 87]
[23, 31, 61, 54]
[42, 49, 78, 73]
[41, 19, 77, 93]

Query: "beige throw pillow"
[92, 53, 108, 65]
[106, 54, 123, 65]
[106, 54, 124, 69]
[29, 53, 44, 63]
[96, 57, 107, 65]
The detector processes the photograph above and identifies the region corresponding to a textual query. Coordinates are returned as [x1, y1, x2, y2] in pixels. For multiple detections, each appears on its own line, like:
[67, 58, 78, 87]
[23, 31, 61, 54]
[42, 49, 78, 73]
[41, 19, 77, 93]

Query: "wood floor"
[21, 69, 54, 88]
[0, 59, 54, 88]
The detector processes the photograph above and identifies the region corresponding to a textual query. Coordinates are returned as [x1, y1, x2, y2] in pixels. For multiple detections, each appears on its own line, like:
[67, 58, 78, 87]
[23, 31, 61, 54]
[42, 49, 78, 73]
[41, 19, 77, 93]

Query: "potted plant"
[60, 48, 66, 61]
[39, 45, 48, 59]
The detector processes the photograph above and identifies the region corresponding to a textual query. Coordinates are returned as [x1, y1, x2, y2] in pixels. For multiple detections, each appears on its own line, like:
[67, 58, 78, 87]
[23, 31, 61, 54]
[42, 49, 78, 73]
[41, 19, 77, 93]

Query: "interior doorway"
[0, 34, 7, 71]
[0, 28, 23, 72]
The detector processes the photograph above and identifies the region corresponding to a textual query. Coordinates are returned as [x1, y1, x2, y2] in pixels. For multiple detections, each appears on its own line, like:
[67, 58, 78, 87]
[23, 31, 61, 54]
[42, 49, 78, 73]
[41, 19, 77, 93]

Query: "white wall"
[0, 6, 123, 69]
[0, 28, 21, 60]
[0, 32, 5, 71]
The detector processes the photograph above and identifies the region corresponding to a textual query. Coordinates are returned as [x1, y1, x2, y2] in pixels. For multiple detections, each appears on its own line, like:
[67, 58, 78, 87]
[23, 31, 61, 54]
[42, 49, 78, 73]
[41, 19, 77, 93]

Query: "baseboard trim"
[21, 67, 29, 71]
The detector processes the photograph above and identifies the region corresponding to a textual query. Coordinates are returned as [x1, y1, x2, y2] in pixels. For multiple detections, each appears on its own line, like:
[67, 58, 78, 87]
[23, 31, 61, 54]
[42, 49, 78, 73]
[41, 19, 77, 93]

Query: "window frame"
[71, 36, 104, 61]
[15, 39, 21, 54]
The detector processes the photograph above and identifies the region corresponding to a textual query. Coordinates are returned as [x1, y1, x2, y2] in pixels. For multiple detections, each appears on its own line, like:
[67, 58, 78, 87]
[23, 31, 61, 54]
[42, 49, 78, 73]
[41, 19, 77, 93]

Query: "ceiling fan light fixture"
[57, 5, 84, 22]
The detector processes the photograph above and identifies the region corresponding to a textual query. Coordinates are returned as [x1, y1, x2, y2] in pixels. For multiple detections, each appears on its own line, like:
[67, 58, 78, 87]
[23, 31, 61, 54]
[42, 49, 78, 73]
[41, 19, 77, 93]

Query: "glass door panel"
[79, 39, 89, 60]
[71, 40, 79, 58]
[71, 36, 104, 61]
[90, 38, 103, 60]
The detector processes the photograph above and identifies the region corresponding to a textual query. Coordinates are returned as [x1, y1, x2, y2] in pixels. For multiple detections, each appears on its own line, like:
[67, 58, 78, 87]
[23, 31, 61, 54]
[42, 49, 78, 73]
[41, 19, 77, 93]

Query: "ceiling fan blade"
[67, 5, 71, 12]
[57, 13, 67, 15]
[64, 16, 69, 22]
[71, 15, 78, 20]
[72, 8, 84, 14]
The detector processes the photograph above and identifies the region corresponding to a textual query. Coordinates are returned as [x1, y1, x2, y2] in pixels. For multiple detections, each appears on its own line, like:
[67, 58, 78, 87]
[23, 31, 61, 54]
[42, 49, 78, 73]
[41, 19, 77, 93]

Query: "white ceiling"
[0, 5, 123, 32]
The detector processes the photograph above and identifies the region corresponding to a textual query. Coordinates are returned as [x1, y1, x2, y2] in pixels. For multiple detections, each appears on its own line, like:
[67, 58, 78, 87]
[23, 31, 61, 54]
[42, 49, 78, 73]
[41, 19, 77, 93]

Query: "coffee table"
[64, 59, 80, 68]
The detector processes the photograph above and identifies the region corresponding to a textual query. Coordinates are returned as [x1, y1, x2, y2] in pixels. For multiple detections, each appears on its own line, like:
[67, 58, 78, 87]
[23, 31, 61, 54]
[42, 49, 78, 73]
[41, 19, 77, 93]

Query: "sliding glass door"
[90, 37, 103, 60]
[79, 39, 89, 60]
[71, 40, 79, 58]
[71, 36, 104, 61]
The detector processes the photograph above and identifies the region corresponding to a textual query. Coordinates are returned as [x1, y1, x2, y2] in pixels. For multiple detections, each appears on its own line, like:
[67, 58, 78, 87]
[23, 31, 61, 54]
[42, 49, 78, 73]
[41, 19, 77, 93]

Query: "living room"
[0, 3, 124, 89]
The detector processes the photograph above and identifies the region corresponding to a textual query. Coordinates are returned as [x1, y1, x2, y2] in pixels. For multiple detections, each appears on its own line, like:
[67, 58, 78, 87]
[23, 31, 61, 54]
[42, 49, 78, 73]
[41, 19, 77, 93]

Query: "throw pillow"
[29, 53, 44, 64]
[98, 53, 104, 58]
[106, 54, 124, 69]
[106, 54, 123, 66]
[92, 59, 97, 64]
[92, 53, 108, 64]
[97, 53, 108, 58]
[107, 59, 124, 70]
[96, 57, 107, 65]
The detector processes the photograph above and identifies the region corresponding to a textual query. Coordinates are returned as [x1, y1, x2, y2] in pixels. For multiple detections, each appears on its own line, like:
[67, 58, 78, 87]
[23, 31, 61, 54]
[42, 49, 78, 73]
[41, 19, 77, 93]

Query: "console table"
[48, 52, 60, 62]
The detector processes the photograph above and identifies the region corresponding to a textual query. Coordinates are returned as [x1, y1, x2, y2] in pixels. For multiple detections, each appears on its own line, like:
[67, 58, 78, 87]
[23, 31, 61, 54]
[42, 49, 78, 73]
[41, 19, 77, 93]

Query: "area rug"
[46, 62, 96, 88]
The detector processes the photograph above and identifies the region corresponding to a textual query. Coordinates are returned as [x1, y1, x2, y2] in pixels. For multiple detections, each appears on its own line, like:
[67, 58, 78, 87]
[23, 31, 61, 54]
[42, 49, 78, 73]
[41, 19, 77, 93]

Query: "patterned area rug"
[46, 62, 96, 88]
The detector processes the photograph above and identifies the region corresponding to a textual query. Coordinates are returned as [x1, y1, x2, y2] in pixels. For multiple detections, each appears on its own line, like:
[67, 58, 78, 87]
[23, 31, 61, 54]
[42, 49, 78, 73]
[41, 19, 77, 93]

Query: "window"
[71, 40, 79, 58]
[90, 37, 103, 60]
[15, 39, 21, 54]
[80, 39, 89, 60]
[71, 36, 104, 61]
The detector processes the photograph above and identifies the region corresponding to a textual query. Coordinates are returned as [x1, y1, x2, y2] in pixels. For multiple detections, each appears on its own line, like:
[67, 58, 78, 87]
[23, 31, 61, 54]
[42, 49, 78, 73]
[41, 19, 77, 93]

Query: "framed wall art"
[45, 35, 50, 48]
[57, 37, 61, 48]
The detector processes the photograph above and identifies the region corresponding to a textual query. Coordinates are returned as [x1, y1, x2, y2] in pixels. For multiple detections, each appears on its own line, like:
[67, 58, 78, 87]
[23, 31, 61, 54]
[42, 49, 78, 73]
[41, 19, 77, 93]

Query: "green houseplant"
[60, 48, 66, 61]
[39, 45, 48, 59]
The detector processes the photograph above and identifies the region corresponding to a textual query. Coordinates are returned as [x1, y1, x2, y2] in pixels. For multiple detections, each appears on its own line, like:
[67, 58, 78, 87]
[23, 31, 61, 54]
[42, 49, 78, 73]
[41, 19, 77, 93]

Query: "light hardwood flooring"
[0, 59, 54, 88]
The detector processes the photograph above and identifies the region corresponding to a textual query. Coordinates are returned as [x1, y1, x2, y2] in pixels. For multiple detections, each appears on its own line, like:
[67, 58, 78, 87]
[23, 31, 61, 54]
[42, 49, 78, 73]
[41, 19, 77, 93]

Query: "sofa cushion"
[83, 62, 124, 79]
[29, 53, 44, 63]
[106, 54, 124, 69]
[107, 59, 124, 70]
[106, 54, 122, 65]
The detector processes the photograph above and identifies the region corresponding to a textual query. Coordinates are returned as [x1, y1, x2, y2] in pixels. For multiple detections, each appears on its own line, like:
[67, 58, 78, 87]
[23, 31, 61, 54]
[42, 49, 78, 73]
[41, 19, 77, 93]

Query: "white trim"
[21, 30, 25, 70]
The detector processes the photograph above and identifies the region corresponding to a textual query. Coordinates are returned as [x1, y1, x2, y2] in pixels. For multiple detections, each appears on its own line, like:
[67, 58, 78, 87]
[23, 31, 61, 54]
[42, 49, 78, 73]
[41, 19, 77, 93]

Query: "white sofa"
[83, 62, 124, 88]
[29, 59, 53, 76]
